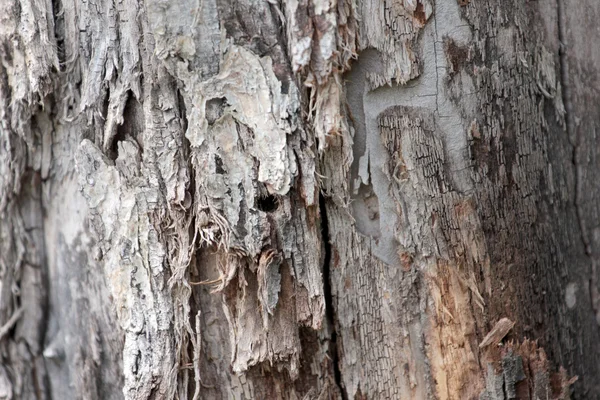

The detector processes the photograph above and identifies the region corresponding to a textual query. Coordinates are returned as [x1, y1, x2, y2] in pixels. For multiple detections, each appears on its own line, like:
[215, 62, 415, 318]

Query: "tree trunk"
[1, 0, 599, 398]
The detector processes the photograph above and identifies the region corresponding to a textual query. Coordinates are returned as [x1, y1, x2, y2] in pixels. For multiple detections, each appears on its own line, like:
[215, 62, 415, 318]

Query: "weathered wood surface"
[0, 0, 598, 398]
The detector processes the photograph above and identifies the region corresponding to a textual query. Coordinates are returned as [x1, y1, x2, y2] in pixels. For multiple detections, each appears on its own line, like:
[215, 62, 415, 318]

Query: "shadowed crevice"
[319, 193, 346, 400]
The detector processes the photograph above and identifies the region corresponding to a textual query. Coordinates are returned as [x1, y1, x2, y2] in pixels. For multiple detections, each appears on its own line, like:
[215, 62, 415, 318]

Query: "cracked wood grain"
[323, 0, 591, 398]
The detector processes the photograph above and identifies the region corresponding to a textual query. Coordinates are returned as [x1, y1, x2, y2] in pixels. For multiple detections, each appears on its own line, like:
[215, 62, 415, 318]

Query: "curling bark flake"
[1, 0, 600, 399]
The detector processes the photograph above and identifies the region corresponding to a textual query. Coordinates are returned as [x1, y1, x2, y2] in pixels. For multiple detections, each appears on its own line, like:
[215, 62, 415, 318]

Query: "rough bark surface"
[0, 0, 598, 399]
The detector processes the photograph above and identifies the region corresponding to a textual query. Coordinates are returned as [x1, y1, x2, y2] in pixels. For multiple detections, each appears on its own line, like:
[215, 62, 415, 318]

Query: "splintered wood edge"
[479, 317, 515, 348]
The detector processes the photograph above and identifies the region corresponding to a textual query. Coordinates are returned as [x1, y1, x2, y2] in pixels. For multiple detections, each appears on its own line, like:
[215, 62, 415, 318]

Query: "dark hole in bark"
[109, 129, 127, 161]
[256, 194, 278, 212]
[215, 154, 225, 174]
[102, 90, 110, 125]
[177, 89, 188, 134]
[108, 91, 144, 160]
[205, 97, 227, 125]
[52, 0, 66, 68]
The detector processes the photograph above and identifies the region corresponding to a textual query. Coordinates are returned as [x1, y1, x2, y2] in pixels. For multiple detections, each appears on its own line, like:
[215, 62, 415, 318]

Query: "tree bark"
[1, 0, 599, 399]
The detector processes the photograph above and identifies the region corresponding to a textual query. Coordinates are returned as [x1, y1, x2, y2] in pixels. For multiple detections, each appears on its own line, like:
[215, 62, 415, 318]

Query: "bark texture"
[0, 0, 599, 399]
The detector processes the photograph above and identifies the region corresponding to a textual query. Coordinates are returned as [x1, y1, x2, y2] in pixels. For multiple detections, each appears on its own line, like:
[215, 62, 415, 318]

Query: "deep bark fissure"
[319, 193, 345, 399]
[37, 177, 52, 400]
[557, 0, 596, 327]
[51, 0, 65, 69]
[556, 0, 584, 253]
[556, 0, 572, 145]
[556, 0, 585, 254]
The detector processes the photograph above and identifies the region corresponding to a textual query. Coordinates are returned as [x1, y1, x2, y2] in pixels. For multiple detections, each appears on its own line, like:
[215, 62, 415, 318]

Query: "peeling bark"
[1, 0, 599, 399]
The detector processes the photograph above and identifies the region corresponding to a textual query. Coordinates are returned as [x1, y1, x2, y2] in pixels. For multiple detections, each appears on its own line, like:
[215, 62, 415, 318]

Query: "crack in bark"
[556, 0, 598, 323]
[556, 0, 586, 254]
[319, 193, 346, 400]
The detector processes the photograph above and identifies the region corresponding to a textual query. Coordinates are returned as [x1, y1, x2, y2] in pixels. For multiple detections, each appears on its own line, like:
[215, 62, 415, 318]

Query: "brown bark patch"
[413, 2, 428, 26]
[444, 37, 470, 77]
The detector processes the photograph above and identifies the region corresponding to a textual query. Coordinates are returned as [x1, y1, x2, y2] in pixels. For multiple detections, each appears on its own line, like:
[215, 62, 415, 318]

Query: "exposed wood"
[479, 318, 514, 349]
[324, 0, 595, 398]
